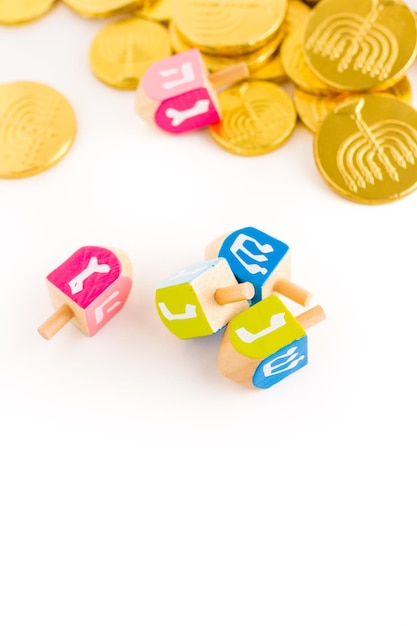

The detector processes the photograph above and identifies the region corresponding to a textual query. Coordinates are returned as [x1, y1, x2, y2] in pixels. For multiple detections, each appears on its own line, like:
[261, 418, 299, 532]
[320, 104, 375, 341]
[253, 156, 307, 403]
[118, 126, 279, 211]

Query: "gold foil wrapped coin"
[63, 0, 143, 18]
[250, 51, 287, 83]
[0, 0, 56, 25]
[209, 80, 297, 156]
[295, 76, 412, 133]
[134, 0, 172, 23]
[172, 0, 288, 56]
[282, 0, 311, 36]
[0, 81, 76, 179]
[303, 0, 417, 92]
[89, 17, 171, 89]
[280, 26, 330, 94]
[314, 94, 417, 203]
[169, 21, 283, 73]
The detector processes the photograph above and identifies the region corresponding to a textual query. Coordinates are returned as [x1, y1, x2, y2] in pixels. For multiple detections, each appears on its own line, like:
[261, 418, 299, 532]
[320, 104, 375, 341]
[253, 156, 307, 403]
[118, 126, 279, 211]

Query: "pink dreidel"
[38, 246, 133, 340]
[135, 48, 248, 134]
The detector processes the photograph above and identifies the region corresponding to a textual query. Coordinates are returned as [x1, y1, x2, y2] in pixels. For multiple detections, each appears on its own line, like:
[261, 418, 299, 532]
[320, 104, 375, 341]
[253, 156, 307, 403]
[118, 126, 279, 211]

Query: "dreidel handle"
[38, 304, 74, 340]
[208, 63, 249, 91]
[215, 281, 255, 305]
[296, 305, 326, 330]
[273, 277, 312, 307]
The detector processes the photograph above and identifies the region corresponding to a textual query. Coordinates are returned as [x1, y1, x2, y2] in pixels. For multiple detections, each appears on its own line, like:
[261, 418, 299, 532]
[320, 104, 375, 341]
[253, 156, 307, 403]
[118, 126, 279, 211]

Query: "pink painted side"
[155, 88, 220, 133]
[47, 246, 121, 309]
[141, 49, 205, 101]
[85, 275, 132, 335]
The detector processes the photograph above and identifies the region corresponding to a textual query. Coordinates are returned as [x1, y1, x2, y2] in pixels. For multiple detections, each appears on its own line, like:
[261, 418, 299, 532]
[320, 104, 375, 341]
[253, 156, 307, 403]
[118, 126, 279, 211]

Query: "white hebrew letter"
[160, 62, 195, 89]
[263, 347, 305, 377]
[230, 234, 274, 275]
[94, 291, 122, 324]
[165, 100, 210, 127]
[158, 302, 197, 321]
[235, 312, 286, 343]
[69, 257, 111, 295]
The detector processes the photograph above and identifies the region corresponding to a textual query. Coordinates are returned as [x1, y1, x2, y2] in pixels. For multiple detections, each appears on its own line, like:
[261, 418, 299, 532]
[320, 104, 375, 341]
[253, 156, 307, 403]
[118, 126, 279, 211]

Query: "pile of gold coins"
[2, 0, 417, 204]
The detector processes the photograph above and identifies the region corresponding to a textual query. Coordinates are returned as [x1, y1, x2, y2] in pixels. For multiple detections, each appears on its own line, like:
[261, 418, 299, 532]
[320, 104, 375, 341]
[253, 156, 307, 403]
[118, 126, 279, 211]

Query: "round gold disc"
[0, 0, 56, 25]
[209, 80, 297, 156]
[314, 93, 417, 203]
[134, 0, 172, 23]
[172, 0, 288, 56]
[63, 0, 143, 18]
[169, 21, 283, 73]
[283, 0, 311, 36]
[280, 26, 330, 94]
[0, 81, 76, 179]
[302, 0, 417, 92]
[250, 51, 287, 83]
[89, 17, 171, 89]
[295, 76, 412, 133]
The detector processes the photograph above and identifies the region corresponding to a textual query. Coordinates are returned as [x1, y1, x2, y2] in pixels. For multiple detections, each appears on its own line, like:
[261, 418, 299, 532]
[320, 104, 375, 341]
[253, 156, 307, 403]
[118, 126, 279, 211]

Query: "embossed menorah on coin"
[302, 0, 417, 92]
[314, 94, 417, 203]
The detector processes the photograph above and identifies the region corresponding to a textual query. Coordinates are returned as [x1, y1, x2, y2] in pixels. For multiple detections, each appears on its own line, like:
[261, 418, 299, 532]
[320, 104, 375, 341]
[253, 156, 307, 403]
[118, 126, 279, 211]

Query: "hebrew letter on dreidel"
[230, 234, 274, 275]
[155, 87, 221, 133]
[235, 312, 287, 343]
[94, 291, 122, 325]
[69, 256, 111, 295]
[158, 302, 197, 321]
[160, 62, 196, 90]
[165, 99, 211, 127]
[263, 346, 305, 377]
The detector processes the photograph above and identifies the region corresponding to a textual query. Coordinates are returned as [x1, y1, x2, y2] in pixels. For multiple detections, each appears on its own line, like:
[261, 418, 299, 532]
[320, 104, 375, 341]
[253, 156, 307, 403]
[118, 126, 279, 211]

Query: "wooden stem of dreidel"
[274, 277, 312, 307]
[296, 305, 326, 330]
[215, 281, 255, 305]
[208, 63, 249, 91]
[38, 304, 74, 340]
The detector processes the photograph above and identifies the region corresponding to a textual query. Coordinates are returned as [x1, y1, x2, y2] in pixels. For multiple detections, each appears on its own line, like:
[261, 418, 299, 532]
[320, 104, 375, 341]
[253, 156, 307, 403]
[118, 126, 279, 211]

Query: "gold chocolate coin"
[169, 21, 283, 72]
[89, 17, 171, 89]
[280, 26, 330, 94]
[0, 0, 56, 25]
[372, 75, 413, 102]
[303, 0, 417, 92]
[283, 0, 311, 36]
[209, 80, 297, 156]
[314, 94, 417, 203]
[172, 0, 288, 56]
[63, 0, 143, 18]
[134, 0, 172, 23]
[295, 76, 412, 133]
[250, 51, 287, 83]
[0, 81, 76, 179]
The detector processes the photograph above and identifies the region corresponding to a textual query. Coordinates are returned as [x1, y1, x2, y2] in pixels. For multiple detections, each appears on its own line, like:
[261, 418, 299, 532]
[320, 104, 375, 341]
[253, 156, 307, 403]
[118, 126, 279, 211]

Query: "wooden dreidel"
[38, 246, 132, 340]
[155, 258, 255, 340]
[205, 226, 312, 306]
[218, 293, 326, 389]
[135, 48, 249, 134]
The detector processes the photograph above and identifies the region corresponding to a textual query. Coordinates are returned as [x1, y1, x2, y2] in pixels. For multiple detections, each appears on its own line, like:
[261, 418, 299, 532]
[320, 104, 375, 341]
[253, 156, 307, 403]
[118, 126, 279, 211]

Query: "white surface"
[1, 5, 417, 625]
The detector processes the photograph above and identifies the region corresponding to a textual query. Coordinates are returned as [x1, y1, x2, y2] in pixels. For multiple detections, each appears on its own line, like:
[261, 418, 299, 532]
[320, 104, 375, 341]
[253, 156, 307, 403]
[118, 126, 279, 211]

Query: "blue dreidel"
[205, 226, 312, 306]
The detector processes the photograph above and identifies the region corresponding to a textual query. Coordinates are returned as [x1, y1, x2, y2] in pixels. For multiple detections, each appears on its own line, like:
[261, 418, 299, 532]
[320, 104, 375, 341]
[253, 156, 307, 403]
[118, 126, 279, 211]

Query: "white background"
[1, 3, 417, 625]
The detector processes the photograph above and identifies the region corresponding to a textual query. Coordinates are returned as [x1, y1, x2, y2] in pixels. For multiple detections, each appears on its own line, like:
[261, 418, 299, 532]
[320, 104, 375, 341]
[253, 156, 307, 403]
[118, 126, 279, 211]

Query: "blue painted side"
[252, 335, 308, 389]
